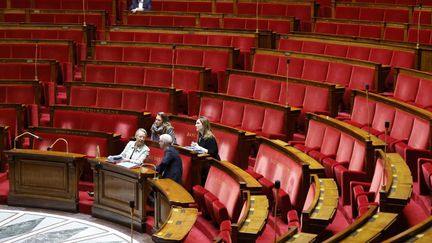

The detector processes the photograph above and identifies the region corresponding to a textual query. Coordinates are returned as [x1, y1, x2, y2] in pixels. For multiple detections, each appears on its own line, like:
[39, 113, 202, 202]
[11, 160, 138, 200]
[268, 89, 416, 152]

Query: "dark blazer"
[156, 146, 183, 184]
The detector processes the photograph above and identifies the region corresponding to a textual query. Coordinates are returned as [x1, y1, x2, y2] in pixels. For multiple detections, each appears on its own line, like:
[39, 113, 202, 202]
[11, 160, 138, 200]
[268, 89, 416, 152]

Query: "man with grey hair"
[156, 134, 183, 184]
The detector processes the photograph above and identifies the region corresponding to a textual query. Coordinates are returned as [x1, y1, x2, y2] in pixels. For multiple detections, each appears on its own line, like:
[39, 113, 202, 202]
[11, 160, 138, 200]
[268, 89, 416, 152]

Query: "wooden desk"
[277, 226, 318, 243]
[5, 149, 86, 212]
[237, 195, 269, 241]
[89, 157, 156, 232]
[152, 207, 198, 242]
[383, 216, 432, 242]
[219, 160, 262, 193]
[302, 175, 338, 234]
[149, 178, 197, 237]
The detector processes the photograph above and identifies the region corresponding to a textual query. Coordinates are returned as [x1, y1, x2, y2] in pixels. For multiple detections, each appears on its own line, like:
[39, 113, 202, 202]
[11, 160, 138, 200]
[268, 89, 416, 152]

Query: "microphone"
[34, 40, 38, 81]
[416, 4, 422, 49]
[255, 0, 259, 33]
[273, 180, 281, 243]
[129, 200, 135, 243]
[384, 121, 390, 154]
[47, 138, 69, 153]
[285, 58, 291, 108]
[382, 121, 390, 191]
[365, 84, 371, 140]
[14, 132, 43, 150]
[171, 44, 176, 89]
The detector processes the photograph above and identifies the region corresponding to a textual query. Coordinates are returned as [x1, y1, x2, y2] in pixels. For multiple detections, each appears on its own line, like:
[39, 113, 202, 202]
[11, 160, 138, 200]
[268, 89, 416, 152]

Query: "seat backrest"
[389, 110, 414, 140]
[254, 143, 304, 209]
[0, 107, 20, 138]
[371, 102, 396, 132]
[351, 96, 376, 127]
[335, 133, 355, 162]
[205, 166, 241, 220]
[212, 129, 239, 163]
[348, 140, 366, 172]
[199, 97, 223, 123]
[304, 119, 326, 149]
[407, 118, 430, 150]
[320, 127, 341, 156]
[226, 74, 256, 98]
[394, 73, 420, 102]
[415, 79, 432, 108]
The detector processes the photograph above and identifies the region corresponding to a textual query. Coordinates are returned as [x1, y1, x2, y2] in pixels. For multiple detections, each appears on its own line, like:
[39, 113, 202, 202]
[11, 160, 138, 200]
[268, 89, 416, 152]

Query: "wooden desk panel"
[5, 149, 85, 212]
[89, 158, 155, 232]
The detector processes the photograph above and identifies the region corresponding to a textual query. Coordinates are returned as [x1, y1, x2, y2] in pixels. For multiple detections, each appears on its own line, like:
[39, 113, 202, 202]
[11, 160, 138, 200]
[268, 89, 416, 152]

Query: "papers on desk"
[184, 146, 206, 154]
[117, 161, 140, 169]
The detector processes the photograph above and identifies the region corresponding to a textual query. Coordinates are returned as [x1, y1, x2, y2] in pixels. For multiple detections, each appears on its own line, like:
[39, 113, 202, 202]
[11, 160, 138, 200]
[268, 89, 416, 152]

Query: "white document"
[117, 162, 140, 169]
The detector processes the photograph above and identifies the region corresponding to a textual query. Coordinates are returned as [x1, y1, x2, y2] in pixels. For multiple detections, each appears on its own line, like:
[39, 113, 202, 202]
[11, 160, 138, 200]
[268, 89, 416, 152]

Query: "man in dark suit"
[156, 134, 183, 184]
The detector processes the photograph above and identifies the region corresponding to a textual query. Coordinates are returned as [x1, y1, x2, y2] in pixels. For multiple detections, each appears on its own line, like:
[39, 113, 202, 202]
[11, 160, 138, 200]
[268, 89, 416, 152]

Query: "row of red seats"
[390, 67, 432, 111]
[0, 40, 76, 81]
[278, 35, 416, 70]
[195, 91, 300, 141]
[246, 137, 311, 239]
[123, 11, 297, 34]
[51, 105, 149, 141]
[1, 0, 117, 23]
[314, 18, 432, 44]
[90, 41, 235, 90]
[334, 2, 432, 25]
[65, 82, 178, 116]
[290, 114, 383, 205]
[251, 49, 387, 107]
[340, 90, 431, 180]
[224, 69, 344, 127]
[347, 0, 432, 5]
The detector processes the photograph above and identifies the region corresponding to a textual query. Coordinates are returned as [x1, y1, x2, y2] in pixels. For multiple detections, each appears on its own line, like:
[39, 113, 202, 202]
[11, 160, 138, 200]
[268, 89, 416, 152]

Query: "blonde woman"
[191, 116, 220, 184]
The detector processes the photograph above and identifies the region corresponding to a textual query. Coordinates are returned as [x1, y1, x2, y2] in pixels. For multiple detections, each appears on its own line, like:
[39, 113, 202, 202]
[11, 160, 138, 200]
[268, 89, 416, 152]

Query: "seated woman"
[150, 112, 177, 144]
[191, 116, 220, 184]
[119, 128, 150, 165]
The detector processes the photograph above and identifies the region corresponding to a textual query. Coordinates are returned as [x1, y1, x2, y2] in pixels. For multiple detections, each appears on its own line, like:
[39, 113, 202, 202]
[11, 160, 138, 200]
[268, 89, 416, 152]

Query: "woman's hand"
[191, 141, 198, 147]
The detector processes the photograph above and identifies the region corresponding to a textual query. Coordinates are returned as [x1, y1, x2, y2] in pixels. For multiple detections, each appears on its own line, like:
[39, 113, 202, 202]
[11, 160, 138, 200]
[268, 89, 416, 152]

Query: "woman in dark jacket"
[191, 116, 220, 184]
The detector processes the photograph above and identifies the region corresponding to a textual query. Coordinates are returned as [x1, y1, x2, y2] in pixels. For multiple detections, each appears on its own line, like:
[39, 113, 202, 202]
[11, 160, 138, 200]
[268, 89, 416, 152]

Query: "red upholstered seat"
[250, 142, 305, 222]
[241, 105, 265, 132]
[293, 119, 326, 153]
[220, 101, 244, 127]
[414, 79, 432, 109]
[393, 74, 420, 102]
[308, 126, 341, 162]
[199, 97, 223, 123]
[377, 110, 414, 151]
[253, 78, 281, 103]
[226, 74, 255, 98]
[418, 158, 432, 195]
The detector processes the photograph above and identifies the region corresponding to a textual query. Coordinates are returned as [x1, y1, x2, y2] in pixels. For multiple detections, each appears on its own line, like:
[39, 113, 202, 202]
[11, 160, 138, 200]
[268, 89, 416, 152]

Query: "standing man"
[156, 134, 183, 184]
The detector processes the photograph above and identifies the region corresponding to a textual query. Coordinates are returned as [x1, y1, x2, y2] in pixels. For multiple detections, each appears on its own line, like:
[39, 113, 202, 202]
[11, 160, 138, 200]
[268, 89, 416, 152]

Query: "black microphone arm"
[47, 138, 69, 153]
[13, 132, 43, 150]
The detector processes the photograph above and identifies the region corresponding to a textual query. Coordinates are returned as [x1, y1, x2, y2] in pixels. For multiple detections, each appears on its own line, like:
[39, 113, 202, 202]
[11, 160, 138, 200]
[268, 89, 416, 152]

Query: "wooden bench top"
[282, 143, 325, 176]
[277, 226, 318, 243]
[304, 175, 338, 221]
[149, 178, 195, 206]
[219, 160, 262, 193]
[381, 151, 413, 203]
[238, 195, 269, 236]
[152, 207, 198, 242]
[383, 216, 432, 242]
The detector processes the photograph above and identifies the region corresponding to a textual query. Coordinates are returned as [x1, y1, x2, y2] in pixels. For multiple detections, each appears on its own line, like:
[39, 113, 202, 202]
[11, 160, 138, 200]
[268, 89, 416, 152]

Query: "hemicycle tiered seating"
[64, 82, 181, 116]
[190, 159, 268, 242]
[89, 41, 237, 91]
[340, 90, 432, 181]
[4, 0, 118, 24]
[332, 2, 411, 23]
[168, 115, 256, 169]
[251, 49, 389, 107]
[49, 105, 150, 141]
[278, 34, 418, 70]
[244, 137, 336, 240]
[391, 68, 432, 111]
[224, 69, 345, 118]
[105, 26, 271, 69]
[123, 11, 299, 34]
[192, 91, 301, 141]
[291, 113, 386, 205]
[0, 39, 76, 81]
[0, 9, 107, 39]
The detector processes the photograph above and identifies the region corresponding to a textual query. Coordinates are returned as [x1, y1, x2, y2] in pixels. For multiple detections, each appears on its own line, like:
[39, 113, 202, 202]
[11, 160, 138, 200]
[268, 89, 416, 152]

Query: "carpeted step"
[79, 191, 94, 215]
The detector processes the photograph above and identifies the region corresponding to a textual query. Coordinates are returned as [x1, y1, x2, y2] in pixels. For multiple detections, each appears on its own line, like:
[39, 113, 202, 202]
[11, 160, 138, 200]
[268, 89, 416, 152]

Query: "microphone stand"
[129, 200, 135, 243]
[416, 4, 422, 49]
[34, 40, 38, 81]
[13, 132, 43, 150]
[365, 84, 371, 140]
[82, 0, 87, 27]
[47, 138, 69, 153]
[171, 44, 176, 89]
[382, 121, 390, 191]
[273, 180, 280, 243]
[255, 0, 259, 33]
[285, 58, 291, 107]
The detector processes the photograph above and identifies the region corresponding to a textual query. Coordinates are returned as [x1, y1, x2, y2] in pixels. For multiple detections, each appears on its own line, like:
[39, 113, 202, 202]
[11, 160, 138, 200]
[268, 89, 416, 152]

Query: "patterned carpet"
[0, 209, 139, 243]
